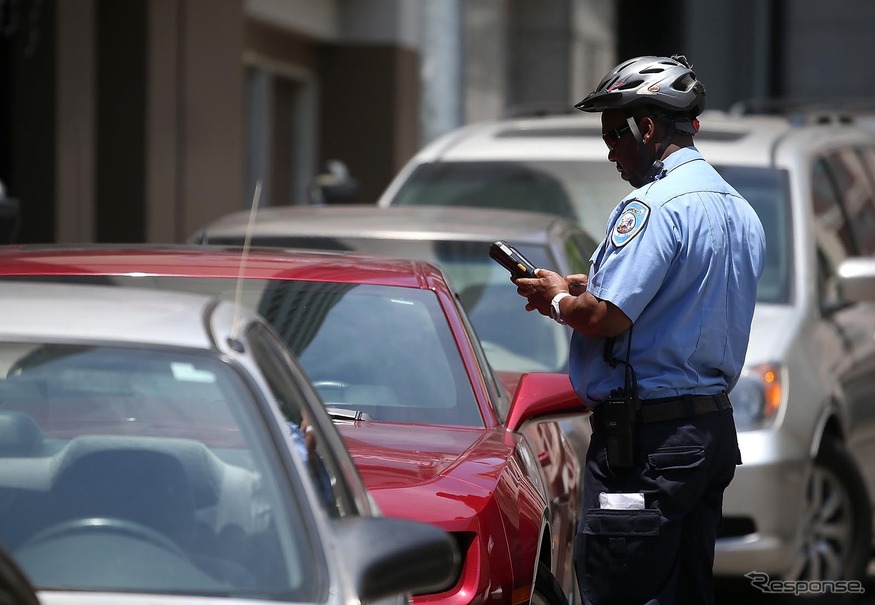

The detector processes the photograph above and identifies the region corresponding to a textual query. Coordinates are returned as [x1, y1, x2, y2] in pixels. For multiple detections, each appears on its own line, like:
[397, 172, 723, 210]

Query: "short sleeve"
[587, 201, 678, 321]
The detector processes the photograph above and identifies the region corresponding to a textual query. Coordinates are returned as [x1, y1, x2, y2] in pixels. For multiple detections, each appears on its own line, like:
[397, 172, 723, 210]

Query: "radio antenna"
[228, 179, 262, 350]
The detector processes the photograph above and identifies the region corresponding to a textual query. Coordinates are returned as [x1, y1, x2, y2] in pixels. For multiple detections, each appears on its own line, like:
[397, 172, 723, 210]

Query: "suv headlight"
[729, 363, 783, 430]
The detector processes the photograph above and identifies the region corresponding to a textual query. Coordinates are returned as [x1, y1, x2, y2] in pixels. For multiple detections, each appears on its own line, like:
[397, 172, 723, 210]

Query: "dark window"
[821, 150, 875, 255]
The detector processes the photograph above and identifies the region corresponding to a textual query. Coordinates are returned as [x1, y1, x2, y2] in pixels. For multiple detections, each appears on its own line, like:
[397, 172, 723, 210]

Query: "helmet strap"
[627, 115, 674, 187]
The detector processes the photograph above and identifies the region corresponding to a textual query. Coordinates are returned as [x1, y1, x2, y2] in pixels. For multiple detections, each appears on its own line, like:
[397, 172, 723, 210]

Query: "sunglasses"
[602, 123, 632, 151]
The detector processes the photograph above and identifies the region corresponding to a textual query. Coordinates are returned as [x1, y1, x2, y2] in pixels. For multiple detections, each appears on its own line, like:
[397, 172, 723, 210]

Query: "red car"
[0, 245, 584, 605]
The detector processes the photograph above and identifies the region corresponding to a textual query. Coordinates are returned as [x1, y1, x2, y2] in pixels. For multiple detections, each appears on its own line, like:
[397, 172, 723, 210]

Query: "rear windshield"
[388, 160, 792, 304]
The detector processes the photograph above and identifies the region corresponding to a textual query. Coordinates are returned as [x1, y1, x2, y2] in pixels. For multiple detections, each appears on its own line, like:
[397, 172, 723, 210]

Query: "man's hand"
[514, 268, 567, 316]
[566, 274, 588, 296]
[515, 270, 631, 338]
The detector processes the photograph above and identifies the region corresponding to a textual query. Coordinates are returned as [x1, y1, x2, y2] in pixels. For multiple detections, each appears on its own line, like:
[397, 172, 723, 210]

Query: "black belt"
[638, 392, 731, 424]
[592, 392, 731, 427]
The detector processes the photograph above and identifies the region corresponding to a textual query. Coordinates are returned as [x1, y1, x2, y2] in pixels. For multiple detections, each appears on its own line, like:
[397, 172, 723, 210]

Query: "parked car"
[0, 245, 585, 605]
[377, 107, 875, 587]
[0, 280, 458, 604]
[190, 204, 598, 472]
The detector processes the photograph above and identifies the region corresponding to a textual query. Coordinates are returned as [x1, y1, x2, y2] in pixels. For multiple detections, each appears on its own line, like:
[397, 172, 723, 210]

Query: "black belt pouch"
[602, 397, 636, 469]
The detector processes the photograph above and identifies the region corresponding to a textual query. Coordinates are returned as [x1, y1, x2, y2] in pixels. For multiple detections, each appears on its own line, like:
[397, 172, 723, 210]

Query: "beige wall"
[147, 0, 245, 243]
[55, 0, 245, 244]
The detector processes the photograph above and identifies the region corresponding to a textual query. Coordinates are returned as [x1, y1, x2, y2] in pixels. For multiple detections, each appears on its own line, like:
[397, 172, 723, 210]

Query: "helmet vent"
[601, 75, 620, 92]
[619, 79, 643, 90]
[641, 67, 666, 74]
[671, 74, 695, 92]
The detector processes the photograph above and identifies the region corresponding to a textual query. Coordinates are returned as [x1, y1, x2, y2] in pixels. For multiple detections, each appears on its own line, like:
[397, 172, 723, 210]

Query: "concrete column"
[506, 0, 573, 111]
[464, 0, 506, 123]
[420, 0, 464, 145]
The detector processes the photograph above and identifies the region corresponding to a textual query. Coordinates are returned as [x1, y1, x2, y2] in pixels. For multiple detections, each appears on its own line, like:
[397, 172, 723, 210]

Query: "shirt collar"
[659, 145, 702, 175]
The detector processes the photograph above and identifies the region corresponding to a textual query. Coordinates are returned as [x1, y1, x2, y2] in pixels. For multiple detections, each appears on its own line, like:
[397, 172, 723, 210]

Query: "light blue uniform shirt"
[569, 147, 766, 407]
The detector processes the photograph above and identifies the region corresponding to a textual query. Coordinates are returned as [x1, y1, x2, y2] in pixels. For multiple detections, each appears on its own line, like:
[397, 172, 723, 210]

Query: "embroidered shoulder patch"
[611, 200, 650, 248]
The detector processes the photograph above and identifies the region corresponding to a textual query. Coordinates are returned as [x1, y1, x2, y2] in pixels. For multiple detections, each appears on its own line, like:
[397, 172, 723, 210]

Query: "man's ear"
[641, 116, 657, 144]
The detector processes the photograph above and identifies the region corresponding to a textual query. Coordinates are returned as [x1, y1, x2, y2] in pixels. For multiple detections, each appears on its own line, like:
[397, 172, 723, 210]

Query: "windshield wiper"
[326, 406, 374, 422]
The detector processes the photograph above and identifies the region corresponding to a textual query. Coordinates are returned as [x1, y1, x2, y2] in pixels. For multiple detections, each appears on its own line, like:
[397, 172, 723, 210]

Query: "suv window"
[812, 158, 858, 260]
[821, 149, 875, 255]
[714, 165, 793, 305]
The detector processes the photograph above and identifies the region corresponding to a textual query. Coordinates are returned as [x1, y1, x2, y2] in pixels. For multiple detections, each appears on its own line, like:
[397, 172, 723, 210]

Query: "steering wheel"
[19, 517, 185, 556]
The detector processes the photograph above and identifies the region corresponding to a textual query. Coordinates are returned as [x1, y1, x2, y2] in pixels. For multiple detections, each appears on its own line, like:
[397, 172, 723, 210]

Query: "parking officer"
[514, 55, 766, 604]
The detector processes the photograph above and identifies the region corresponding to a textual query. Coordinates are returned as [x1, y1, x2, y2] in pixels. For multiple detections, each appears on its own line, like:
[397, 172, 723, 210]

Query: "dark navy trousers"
[575, 406, 740, 605]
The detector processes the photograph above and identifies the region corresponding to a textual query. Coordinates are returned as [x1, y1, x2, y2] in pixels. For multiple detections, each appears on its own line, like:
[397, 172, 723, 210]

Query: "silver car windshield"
[389, 160, 791, 304]
[0, 343, 321, 600]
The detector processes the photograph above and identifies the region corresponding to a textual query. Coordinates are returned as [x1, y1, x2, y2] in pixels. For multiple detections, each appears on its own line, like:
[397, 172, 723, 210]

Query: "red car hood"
[337, 421, 514, 525]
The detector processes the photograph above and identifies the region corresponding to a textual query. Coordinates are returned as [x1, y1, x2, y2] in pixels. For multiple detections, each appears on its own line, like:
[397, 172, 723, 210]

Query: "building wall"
[781, 0, 875, 104]
[57, 0, 95, 243]
[17, 0, 618, 244]
[95, 0, 147, 243]
[319, 44, 420, 205]
[10, 0, 875, 245]
[244, 0, 421, 207]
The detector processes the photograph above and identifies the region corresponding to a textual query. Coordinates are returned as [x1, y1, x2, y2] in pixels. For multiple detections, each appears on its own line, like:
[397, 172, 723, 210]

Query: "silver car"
[376, 108, 875, 585]
[0, 282, 458, 604]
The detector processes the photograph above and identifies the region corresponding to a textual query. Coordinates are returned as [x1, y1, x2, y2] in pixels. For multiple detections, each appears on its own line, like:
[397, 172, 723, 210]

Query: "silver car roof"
[195, 204, 583, 246]
[0, 281, 242, 349]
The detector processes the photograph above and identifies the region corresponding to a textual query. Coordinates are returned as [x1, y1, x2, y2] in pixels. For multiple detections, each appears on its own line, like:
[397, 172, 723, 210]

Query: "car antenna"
[227, 179, 262, 352]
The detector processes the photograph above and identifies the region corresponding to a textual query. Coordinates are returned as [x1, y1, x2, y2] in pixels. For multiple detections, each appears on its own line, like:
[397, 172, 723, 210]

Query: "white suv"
[379, 109, 875, 585]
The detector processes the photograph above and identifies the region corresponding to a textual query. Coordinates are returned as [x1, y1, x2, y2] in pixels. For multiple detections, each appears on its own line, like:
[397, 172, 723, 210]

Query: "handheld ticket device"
[489, 240, 538, 279]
